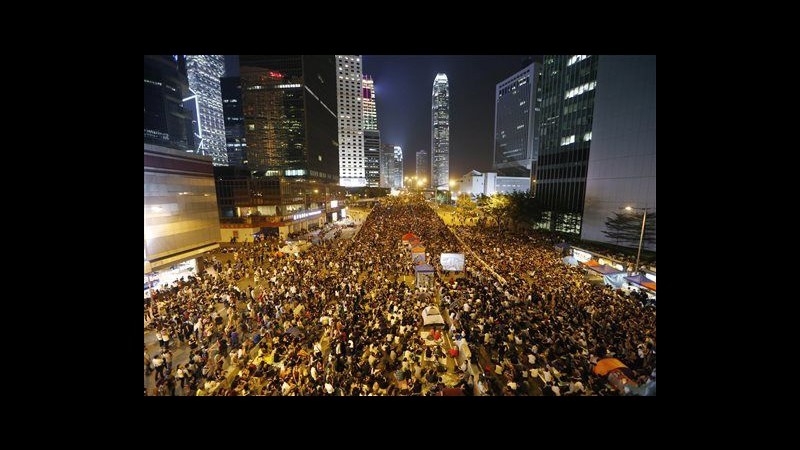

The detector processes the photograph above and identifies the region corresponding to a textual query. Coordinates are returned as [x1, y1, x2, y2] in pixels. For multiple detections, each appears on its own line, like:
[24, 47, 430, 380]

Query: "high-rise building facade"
[535, 55, 599, 234]
[580, 55, 656, 251]
[239, 55, 339, 182]
[221, 76, 246, 168]
[493, 62, 542, 178]
[393, 145, 404, 188]
[364, 130, 381, 187]
[431, 73, 450, 190]
[144, 55, 194, 151]
[380, 143, 393, 188]
[416, 150, 429, 181]
[362, 74, 381, 187]
[336, 55, 365, 187]
[380, 143, 403, 189]
[184, 55, 228, 166]
[362, 75, 378, 131]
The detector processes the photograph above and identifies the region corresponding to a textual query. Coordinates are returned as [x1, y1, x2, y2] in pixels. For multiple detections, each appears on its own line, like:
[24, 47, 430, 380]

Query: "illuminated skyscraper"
[362, 75, 378, 131]
[184, 55, 228, 166]
[416, 150, 429, 181]
[431, 73, 450, 189]
[238, 55, 339, 182]
[393, 145, 404, 188]
[144, 55, 194, 151]
[493, 62, 542, 178]
[381, 143, 403, 189]
[221, 76, 246, 168]
[362, 74, 381, 187]
[336, 55, 365, 187]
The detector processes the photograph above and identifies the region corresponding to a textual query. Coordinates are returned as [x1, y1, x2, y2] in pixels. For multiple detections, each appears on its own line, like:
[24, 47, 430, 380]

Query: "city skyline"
[225, 55, 536, 178]
[144, 54, 656, 397]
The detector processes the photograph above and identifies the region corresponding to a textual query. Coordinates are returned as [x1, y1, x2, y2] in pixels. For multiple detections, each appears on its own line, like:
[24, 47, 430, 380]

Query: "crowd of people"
[446, 225, 656, 395]
[143, 195, 656, 395]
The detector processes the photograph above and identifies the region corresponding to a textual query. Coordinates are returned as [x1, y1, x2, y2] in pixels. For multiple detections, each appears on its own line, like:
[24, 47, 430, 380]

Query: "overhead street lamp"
[624, 206, 652, 273]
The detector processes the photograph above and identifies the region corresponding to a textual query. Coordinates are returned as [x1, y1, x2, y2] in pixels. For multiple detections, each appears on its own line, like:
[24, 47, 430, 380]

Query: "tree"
[484, 194, 512, 230]
[507, 190, 543, 230]
[602, 211, 656, 246]
[454, 194, 477, 225]
[474, 193, 491, 208]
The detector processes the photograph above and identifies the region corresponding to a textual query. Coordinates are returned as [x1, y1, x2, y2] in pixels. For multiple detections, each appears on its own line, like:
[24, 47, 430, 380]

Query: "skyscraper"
[362, 74, 381, 187]
[239, 55, 339, 182]
[221, 76, 246, 168]
[416, 150, 429, 181]
[336, 55, 365, 187]
[535, 55, 599, 234]
[380, 143, 393, 188]
[493, 62, 542, 178]
[393, 145, 404, 188]
[431, 73, 450, 190]
[184, 55, 228, 166]
[144, 55, 194, 151]
[580, 55, 656, 251]
[380, 143, 403, 189]
[362, 75, 378, 131]
[535, 55, 656, 245]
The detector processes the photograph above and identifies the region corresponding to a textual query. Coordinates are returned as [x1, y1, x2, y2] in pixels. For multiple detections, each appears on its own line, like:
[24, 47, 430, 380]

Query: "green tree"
[455, 193, 477, 225]
[474, 193, 490, 207]
[602, 211, 656, 246]
[507, 190, 543, 230]
[485, 194, 512, 230]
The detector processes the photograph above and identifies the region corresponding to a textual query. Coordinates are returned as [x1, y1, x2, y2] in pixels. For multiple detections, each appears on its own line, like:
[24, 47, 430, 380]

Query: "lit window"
[560, 135, 576, 146]
[567, 55, 589, 66]
[584, 132, 592, 141]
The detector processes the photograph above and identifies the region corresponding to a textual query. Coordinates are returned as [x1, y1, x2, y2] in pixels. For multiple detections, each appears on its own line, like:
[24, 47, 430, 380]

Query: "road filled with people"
[144, 195, 656, 395]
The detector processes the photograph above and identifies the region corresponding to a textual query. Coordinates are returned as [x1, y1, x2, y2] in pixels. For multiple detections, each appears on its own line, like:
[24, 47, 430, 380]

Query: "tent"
[562, 255, 579, 266]
[625, 274, 656, 292]
[408, 238, 421, 248]
[586, 263, 624, 276]
[414, 264, 435, 288]
[411, 246, 426, 265]
[586, 264, 627, 288]
[402, 232, 418, 242]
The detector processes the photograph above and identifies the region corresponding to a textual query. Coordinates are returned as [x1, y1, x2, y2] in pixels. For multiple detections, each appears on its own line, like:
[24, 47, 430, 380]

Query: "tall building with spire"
[431, 73, 450, 189]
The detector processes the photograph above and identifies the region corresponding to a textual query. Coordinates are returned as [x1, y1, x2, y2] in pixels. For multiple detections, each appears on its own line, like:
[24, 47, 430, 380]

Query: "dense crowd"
[446, 226, 656, 395]
[145, 201, 469, 396]
[143, 195, 656, 395]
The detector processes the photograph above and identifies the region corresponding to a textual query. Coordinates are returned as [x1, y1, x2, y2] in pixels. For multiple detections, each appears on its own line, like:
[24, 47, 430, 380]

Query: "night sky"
[225, 55, 535, 177]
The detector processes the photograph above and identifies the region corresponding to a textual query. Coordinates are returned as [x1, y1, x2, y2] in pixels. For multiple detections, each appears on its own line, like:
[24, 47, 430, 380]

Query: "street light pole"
[636, 209, 646, 273]
[625, 206, 650, 273]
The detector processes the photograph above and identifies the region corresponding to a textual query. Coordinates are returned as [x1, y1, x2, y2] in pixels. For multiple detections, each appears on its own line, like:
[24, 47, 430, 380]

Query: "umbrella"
[439, 387, 465, 396]
[593, 357, 627, 376]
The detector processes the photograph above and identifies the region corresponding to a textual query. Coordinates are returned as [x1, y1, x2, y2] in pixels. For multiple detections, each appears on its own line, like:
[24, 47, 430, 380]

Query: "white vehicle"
[421, 306, 446, 328]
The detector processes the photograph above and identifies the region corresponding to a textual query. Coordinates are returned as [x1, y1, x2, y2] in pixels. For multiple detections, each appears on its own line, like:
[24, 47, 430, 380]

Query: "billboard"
[440, 253, 465, 271]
